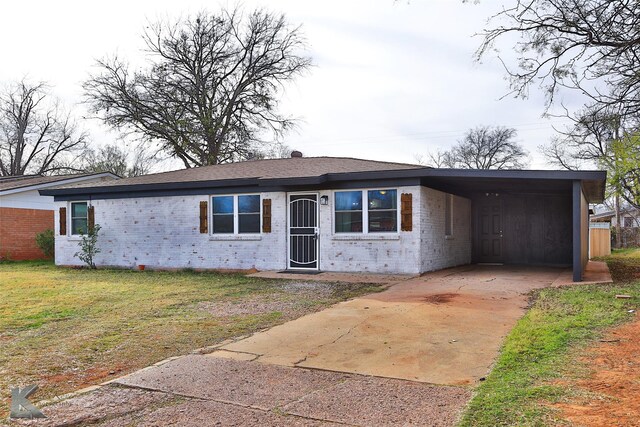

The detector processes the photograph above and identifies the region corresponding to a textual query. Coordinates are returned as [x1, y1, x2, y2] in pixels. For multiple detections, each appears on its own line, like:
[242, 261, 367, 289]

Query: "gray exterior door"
[477, 196, 503, 263]
[472, 193, 572, 266]
[288, 194, 319, 269]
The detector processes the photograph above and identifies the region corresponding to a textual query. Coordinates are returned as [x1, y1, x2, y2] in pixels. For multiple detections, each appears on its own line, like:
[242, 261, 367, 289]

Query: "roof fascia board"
[323, 168, 606, 181]
[50, 185, 286, 201]
[40, 177, 261, 197]
[431, 169, 605, 180]
[40, 168, 607, 198]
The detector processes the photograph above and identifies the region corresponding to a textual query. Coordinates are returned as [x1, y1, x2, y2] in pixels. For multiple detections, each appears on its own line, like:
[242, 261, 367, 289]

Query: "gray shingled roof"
[57, 157, 426, 189]
[36, 157, 607, 204]
[0, 173, 112, 192]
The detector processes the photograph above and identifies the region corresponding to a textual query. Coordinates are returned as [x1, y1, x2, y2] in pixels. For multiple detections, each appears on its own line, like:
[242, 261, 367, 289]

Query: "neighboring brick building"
[41, 155, 605, 281]
[0, 173, 117, 260]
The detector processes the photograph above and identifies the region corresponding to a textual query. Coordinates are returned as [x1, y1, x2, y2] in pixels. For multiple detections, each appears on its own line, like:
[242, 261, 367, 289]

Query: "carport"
[419, 169, 606, 282]
[307, 167, 606, 282]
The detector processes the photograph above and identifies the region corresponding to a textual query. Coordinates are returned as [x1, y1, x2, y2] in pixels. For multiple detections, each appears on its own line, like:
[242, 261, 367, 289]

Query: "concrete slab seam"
[109, 380, 358, 426]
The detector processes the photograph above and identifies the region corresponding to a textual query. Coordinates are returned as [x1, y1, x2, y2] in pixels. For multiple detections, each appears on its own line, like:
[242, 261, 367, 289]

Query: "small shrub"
[35, 229, 55, 259]
[74, 224, 101, 269]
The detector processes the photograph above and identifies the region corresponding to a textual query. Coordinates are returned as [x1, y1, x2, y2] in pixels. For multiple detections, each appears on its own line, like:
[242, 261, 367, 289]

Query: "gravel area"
[283, 374, 472, 426]
[115, 355, 351, 410]
[197, 297, 302, 317]
[13, 385, 338, 427]
[280, 281, 339, 296]
[121, 399, 339, 427]
[16, 356, 471, 426]
[12, 386, 174, 427]
[197, 281, 357, 318]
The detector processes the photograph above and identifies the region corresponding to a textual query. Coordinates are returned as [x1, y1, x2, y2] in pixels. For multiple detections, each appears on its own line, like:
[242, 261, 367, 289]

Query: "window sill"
[65, 236, 83, 242]
[331, 234, 400, 241]
[209, 235, 262, 241]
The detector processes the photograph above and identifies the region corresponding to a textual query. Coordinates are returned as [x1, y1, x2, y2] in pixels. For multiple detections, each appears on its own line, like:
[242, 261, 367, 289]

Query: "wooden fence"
[590, 227, 611, 258]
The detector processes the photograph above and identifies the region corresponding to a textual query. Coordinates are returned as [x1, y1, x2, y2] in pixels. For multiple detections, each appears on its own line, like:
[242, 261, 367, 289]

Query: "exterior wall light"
[320, 195, 329, 205]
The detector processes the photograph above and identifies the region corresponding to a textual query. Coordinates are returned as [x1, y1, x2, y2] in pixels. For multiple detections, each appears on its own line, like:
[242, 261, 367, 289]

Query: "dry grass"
[0, 261, 383, 417]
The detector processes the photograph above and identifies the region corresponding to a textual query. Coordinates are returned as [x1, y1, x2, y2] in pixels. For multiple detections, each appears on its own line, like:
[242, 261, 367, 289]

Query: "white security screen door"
[288, 194, 319, 269]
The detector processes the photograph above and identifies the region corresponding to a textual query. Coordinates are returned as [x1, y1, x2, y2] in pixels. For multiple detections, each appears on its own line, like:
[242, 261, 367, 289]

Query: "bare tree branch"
[0, 79, 87, 176]
[540, 105, 624, 169]
[542, 105, 640, 209]
[424, 126, 528, 169]
[477, 0, 640, 119]
[82, 143, 158, 177]
[83, 8, 312, 168]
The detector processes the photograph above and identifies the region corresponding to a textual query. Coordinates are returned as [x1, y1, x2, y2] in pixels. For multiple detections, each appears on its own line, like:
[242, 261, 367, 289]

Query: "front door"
[288, 194, 319, 269]
[477, 195, 503, 263]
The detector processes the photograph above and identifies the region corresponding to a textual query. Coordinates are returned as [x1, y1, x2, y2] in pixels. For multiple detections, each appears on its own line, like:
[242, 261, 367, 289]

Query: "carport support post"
[572, 180, 583, 282]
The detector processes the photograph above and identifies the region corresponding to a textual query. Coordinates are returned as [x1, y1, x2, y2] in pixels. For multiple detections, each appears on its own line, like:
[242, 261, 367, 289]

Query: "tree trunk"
[615, 194, 622, 248]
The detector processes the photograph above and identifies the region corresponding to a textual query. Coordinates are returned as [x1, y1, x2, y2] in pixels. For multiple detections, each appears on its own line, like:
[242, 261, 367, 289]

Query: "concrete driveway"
[218, 265, 567, 385]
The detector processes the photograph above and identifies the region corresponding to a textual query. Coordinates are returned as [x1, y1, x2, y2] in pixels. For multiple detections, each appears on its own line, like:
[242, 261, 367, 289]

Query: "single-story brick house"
[0, 173, 117, 260]
[41, 155, 605, 281]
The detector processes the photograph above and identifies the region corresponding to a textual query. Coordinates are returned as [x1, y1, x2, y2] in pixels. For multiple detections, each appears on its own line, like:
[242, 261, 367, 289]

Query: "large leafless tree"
[84, 9, 311, 168]
[0, 81, 87, 176]
[426, 126, 528, 169]
[477, 0, 640, 119]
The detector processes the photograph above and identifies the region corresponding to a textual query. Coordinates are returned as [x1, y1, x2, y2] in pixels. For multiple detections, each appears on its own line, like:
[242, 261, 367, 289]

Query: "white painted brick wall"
[420, 187, 472, 272]
[55, 192, 288, 270]
[317, 186, 422, 274]
[55, 185, 471, 274]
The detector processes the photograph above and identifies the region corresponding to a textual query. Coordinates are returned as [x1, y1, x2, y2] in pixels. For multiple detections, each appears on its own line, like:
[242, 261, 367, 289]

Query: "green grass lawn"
[460, 248, 640, 426]
[0, 261, 383, 417]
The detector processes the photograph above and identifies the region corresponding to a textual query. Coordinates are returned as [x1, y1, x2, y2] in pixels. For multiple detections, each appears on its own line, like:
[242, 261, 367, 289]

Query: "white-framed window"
[211, 194, 261, 235]
[445, 194, 453, 237]
[334, 189, 398, 233]
[624, 216, 635, 228]
[335, 191, 363, 233]
[70, 201, 88, 235]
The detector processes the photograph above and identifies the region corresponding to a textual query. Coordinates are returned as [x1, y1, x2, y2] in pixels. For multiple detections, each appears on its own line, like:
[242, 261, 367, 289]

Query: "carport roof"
[416, 169, 606, 202]
[39, 157, 606, 203]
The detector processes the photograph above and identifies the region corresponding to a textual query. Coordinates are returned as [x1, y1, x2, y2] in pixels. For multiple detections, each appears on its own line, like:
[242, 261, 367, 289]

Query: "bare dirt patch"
[422, 293, 459, 304]
[554, 315, 640, 426]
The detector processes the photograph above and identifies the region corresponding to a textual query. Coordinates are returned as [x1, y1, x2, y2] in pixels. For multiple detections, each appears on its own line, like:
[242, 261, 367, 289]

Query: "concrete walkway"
[552, 260, 614, 286]
[248, 270, 415, 284]
[220, 265, 573, 385]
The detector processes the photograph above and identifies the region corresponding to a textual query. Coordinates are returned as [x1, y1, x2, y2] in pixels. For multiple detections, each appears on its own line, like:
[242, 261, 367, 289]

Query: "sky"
[0, 0, 588, 170]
